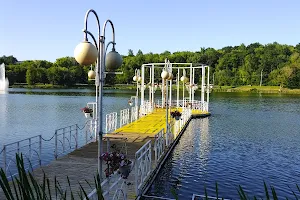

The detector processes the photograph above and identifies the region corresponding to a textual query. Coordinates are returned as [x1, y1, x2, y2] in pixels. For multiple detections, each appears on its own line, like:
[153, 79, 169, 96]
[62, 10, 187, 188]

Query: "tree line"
[1, 42, 300, 88]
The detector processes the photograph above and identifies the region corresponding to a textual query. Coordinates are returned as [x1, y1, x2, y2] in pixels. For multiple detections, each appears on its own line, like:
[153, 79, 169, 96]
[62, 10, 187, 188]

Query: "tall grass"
[0, 154, 104, 200]
[2, 154, 300, 199]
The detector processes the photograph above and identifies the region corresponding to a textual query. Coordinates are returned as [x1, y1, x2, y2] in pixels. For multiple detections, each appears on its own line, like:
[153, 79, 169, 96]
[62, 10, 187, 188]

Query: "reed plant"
[0, 154, 104, 200]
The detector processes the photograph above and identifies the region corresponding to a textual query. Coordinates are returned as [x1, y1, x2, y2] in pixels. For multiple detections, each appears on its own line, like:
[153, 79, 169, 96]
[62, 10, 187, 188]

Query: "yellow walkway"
[112, 108, 209, 137]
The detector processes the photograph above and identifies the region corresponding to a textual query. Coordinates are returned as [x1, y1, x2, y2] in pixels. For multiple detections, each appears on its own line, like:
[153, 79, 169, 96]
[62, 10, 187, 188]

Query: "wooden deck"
[0, 108, 209, 199]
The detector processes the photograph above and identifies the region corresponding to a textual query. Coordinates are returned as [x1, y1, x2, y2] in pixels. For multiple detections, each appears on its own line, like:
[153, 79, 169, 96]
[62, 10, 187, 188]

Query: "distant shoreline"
[8, 84, 300, 94]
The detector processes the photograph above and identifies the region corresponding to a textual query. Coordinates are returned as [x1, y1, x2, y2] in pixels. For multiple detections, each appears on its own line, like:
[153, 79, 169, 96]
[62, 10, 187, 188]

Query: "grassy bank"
[212, 85, 300, 94]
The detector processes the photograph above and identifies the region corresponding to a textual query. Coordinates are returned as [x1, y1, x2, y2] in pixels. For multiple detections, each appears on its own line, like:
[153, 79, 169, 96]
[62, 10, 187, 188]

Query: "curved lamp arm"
[83, 30, 98, 51]
[102, 20, 116, 49]
[83, 9, 100, 44]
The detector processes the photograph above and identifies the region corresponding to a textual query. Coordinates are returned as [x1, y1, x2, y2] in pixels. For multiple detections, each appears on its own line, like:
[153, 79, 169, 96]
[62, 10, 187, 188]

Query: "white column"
[141, 65, 145, 106]
[192, 67, 195, 102]
[201, 65, 205, 104]
[152, 64, 155, 108]
[189, 64, 192, 103]
[177, 68, 179, 108]
[162, 78, 165, 108]
[149, 67, 151, 103]
[207, 66, 210, 111]
[169, 64, 172, 107]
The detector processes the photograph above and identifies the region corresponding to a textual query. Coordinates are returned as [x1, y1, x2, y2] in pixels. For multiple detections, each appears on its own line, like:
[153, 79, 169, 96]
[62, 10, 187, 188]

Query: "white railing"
[131, 106, 139, 122]
[135, 140, 152, 195]
[165, 123, 174, 147]
[106, 112, 118, 133]
[54, 124, 79, 159]
[0, 122, 96, 178]
[140, 100, 153, 116]
[154, 129, 164, 163]
[1, 135, 42, 176]
[120, 108, 130, 127]
[157, 99, 208, 112]
[86, 173, 128, 200]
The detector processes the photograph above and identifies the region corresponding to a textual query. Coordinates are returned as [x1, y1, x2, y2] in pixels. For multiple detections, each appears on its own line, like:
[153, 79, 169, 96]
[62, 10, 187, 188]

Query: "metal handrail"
[0, 105, 140, 178]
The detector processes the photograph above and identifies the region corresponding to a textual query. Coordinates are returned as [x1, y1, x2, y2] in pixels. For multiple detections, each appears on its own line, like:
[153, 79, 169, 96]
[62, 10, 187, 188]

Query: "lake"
[146, 92, 300, 199]
[1, 89, 300, 198]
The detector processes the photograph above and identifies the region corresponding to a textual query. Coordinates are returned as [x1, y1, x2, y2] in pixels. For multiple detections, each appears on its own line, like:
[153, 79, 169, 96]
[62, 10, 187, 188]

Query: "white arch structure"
[138, 61, 210, 115]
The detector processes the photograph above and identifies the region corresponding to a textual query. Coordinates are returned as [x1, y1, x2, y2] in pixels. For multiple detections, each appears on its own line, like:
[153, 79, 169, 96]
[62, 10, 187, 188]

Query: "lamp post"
[161, 59, 173, 145]
[74, 9, 123, 180]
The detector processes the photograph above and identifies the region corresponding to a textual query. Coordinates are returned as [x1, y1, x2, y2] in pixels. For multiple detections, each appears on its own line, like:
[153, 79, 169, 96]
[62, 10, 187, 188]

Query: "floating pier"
[0, 61, 211, 199]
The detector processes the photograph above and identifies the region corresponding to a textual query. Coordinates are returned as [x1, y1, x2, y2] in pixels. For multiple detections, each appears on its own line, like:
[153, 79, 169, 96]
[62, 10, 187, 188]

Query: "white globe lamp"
[74, 41, 98, 65]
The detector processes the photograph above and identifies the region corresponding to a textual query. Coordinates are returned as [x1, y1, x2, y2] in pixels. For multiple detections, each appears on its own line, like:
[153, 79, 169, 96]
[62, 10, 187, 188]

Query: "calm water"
[0, 88, 136, 146]
[146, 93, 300, 199]
[1, 89, 300, 198]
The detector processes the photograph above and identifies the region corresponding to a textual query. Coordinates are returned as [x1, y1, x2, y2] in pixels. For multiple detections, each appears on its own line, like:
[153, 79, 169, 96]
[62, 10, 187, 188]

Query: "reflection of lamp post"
[74, 9, 123, 180]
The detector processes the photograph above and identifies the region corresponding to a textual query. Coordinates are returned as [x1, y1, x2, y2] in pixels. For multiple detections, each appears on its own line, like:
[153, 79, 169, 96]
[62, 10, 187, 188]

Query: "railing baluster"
[3, 146, 6, 175]
[69, 126, 72, 149]
[63, 128, 65, 153]
[17, 141, 20, 155]
[75, 126, 78, 149]
[85, 126, 88, 144]
[39, 135, 42, 166]
[55, 130, 58, 159]
[29, 138, 32, 163]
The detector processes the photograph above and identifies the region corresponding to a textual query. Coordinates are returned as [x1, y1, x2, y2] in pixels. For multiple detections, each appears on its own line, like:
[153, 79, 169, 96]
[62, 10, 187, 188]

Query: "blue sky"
[1, 0, 300, 62]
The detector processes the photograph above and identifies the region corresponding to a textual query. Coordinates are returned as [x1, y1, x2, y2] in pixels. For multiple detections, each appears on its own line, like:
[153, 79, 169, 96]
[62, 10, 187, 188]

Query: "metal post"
[135, 154, 138, 195]
[141, 65, 145, 106]
[3, 146, 6, 175]
[192, 67, 195, 102]
[63, 130, 65, 153]
[165, 79, 169, 146]
[177, 69, 179, 108]
[75, 126, 78, 149]
[69, 126, 72, 149]
[152, 64, 155, 108]
[182, 78, 185, 109]
[86, 126, 88, 144]
[149, 68, 151, 103]
[169, 63, 172, 107]
[39, 135, 42, 166]
[17, 142, 20, 154]
[162, 78, 165, 108]
[55, 131, 58, 159]
[189, 64, 192, 103]
[98, 34, 105, 179]
[29, 138, 32, 162]
[207, 66, 210, 111]
[201, 65, 205, 104]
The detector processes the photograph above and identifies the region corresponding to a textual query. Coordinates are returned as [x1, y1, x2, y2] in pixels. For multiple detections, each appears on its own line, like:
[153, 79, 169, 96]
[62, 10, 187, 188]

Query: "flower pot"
[175, 116, 181, 120]
[84, 113, 91, 118]
[119, 165, 131, 179]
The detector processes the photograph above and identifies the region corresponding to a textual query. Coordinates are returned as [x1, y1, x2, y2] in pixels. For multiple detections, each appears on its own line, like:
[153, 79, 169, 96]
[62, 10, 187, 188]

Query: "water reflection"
[197, 118, 210, 172]
[147, 93, 300, 199]
[0, 93, 8, 143]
